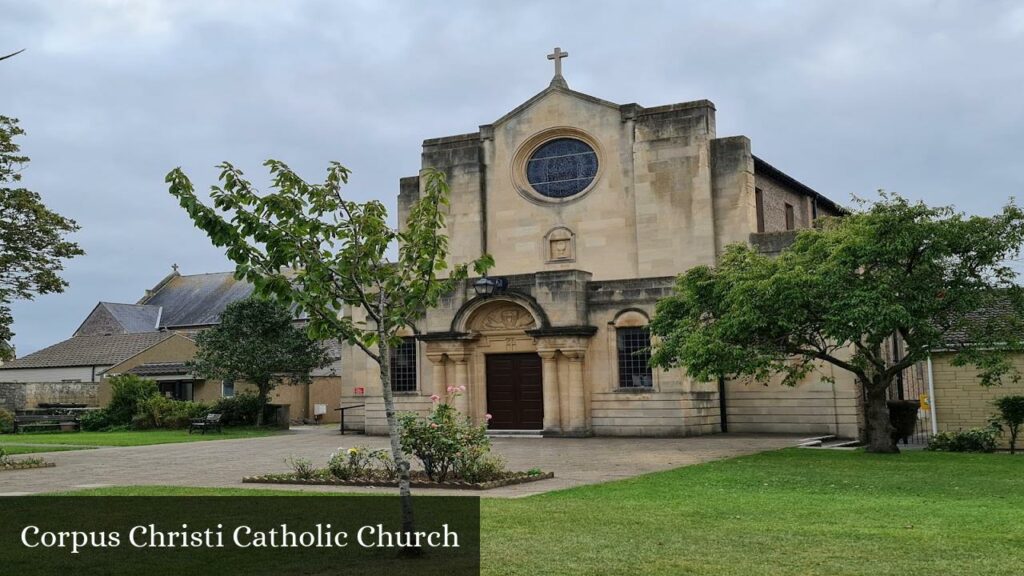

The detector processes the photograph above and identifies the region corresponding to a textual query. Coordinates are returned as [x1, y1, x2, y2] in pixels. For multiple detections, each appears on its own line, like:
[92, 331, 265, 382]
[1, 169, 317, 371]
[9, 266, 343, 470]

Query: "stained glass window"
[526, 138, 598, 198]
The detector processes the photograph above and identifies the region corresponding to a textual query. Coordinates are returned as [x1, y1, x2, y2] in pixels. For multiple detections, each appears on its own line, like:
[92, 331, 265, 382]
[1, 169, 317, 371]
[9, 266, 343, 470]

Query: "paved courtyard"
[0, 427, 803, 497]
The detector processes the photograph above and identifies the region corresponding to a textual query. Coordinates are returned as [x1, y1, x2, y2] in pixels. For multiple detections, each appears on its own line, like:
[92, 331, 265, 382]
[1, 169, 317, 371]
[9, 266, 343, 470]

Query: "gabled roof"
[489, 83, 621, 128]
[141, 272, 255, 328]
[0, 332, 174, 370]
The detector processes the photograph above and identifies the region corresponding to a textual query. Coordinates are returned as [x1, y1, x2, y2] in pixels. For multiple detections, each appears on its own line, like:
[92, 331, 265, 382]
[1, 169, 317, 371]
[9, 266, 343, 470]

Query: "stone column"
[449, 352, 471, 417]
[537, 350, 561, 434]
[426, 353, 447, 399]
[564, 349, 586, 433]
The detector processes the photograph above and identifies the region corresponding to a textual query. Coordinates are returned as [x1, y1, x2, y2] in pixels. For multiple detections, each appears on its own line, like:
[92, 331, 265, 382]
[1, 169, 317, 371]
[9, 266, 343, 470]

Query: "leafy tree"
[189, 297, 331, 426]
[992, 395, 1024, 454]
[0, 116, 84, 360]
[651, 194, 1024, 453]
[166, 161, 492, 537]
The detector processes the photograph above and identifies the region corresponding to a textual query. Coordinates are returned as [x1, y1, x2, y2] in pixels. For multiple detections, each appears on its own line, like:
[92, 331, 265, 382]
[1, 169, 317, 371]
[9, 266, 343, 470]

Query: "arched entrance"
[463, 299, 544, 431]
[423, 295, 592, 436]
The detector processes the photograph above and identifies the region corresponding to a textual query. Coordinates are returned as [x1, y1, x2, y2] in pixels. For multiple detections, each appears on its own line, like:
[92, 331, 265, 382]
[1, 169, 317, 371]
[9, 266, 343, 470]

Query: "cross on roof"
[547, 47, 569, 87]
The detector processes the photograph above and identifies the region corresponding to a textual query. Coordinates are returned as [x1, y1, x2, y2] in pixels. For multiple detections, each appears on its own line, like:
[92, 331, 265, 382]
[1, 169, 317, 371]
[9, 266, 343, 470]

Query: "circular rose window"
[525, 137, 599, 199]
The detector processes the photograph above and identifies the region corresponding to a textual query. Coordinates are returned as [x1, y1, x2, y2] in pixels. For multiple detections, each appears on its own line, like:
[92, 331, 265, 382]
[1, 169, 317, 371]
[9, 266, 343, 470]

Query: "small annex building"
[0, 270, 343, 422]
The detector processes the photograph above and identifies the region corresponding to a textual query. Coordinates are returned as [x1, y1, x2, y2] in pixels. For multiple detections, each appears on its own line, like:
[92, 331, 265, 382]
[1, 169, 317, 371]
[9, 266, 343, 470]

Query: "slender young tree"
[0, 116, 84, 360]
[651, 194, 1024, 453]
[167, 161, 492, 537]
[189, 297, 331, 425]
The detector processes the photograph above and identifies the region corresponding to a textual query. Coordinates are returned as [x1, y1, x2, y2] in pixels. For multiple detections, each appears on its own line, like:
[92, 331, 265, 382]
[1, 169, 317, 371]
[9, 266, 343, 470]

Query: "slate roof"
[125, 362, 191, 376]
[142, 272, 255, 328]
[102, 302, 162, 333]
[0, 333, 174, 370]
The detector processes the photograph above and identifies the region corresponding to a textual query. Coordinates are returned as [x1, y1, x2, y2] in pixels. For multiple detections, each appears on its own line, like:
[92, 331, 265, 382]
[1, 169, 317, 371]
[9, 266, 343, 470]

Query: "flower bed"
[242, 469, 553, 490]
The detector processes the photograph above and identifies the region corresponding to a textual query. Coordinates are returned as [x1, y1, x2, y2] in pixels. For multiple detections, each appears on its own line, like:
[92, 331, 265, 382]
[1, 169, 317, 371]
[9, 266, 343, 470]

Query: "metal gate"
[874, 340, 934, 446]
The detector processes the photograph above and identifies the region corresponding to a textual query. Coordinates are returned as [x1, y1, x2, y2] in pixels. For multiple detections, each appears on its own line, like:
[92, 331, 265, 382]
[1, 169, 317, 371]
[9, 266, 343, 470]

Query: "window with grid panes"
[617, 327, 653, 388]
[390, 337, 417, 392]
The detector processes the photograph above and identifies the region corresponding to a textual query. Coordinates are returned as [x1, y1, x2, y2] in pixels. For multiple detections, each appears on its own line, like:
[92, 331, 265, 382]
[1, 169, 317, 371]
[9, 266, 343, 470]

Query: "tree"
[166, 161, 492, 539]
[650, 194, 1024, 453]
[189, 297, 331, 425]
[0, 116, 84, 360]
[992, 395, 1024, 454]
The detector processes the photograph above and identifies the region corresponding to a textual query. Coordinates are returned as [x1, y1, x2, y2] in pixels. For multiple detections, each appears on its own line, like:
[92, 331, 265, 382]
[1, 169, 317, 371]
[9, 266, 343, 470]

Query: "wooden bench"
[188, 413, 223, 435]
[13, 414, 81, 433]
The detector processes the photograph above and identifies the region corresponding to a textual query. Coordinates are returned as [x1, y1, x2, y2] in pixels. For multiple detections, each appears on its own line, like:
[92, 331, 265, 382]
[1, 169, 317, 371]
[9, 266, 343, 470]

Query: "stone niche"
[544, 226, 576, 264]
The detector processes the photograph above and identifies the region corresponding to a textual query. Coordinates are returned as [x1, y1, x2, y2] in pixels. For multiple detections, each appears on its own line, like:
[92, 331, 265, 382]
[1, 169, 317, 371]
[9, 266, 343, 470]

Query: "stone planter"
[243, 471, 554, 490]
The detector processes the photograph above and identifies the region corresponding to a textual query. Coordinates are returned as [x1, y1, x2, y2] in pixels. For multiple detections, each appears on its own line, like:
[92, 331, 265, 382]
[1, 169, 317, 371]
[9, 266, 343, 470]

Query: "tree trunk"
[377, 334, 418, 552]
[255, 384, 269, 427]
[864, 379, 899, 454]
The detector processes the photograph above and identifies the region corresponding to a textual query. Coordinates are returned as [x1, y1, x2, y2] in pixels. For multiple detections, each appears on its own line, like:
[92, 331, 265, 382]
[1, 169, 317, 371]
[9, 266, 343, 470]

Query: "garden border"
[242, 471, 554, 490]
[0, 461, 56, 472]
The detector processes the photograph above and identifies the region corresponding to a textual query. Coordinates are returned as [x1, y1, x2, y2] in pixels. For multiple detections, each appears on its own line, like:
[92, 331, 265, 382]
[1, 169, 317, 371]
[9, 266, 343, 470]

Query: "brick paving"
[0, 427, 803, 497]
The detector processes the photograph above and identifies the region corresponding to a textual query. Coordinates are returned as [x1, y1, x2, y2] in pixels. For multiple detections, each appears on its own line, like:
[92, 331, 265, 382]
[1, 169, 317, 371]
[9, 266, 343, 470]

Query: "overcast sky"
[2, 0, 1024, 355]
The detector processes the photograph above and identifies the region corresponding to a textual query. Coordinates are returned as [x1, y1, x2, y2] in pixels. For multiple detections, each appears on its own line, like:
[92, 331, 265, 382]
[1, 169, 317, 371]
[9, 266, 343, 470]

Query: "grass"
[48, 449, 1024, 575]
[0, 426, 279, 447]
[0, 444, 93, 455]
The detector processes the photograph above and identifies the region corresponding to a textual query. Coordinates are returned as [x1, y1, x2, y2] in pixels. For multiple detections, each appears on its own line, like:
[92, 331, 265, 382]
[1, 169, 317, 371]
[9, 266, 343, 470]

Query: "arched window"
[613, 310, 653, 389]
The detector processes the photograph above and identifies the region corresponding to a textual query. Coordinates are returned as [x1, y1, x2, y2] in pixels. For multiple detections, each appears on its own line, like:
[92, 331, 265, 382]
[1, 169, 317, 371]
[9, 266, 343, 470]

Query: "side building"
[0, 270, 343, 423]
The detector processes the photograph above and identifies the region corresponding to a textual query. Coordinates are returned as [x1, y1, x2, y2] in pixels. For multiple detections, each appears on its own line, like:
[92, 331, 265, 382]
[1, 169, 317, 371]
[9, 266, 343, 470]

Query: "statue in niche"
[545, 226, 575, 263]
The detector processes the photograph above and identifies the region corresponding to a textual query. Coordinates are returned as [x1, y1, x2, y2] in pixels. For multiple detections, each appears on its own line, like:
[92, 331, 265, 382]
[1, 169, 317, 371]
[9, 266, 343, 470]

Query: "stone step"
[487, 430, 543, 438]
[796, 434, 837, 448]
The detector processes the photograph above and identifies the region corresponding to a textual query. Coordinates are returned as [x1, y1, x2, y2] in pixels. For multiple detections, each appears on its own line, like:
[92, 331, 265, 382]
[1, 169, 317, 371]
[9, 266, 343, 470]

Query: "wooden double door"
[485, 353, 544, 430]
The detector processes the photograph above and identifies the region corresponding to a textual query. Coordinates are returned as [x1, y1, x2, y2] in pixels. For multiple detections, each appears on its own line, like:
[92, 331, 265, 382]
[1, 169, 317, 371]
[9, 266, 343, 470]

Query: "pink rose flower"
[430, 394, 440, 403]
[446, 385, 455, 393]
[458, 385, 467, 392]
[430, 422, 439, 429]
[485, 413, 493, 421]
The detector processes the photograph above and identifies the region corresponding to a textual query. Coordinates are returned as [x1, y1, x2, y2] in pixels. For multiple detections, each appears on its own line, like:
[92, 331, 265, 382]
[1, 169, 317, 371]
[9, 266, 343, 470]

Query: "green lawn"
[49, 449, 1024, 575]
[0, 426, 279, 447]
[0, 444, 93, 455]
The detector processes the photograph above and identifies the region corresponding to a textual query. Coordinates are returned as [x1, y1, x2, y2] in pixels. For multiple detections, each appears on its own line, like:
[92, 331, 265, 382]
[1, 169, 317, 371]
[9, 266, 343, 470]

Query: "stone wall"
[930, 352, 1024, 448]
[0, 382, 99, 411]
[755, 171, 814, 232]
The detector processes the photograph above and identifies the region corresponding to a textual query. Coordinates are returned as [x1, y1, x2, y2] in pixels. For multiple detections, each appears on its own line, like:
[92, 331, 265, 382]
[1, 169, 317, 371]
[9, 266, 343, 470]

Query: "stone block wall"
[930, 352, 1024, 448]
[0, 382, 99, 411]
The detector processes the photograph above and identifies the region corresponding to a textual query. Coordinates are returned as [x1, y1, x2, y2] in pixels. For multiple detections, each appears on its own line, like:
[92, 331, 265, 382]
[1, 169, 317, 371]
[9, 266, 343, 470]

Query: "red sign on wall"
[354, 387, 365, 396]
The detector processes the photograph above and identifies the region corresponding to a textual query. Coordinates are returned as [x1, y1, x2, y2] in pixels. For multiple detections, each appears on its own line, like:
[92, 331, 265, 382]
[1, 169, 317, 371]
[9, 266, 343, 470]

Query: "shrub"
[991, 395, 1024, 454]
[132, 396, 208, 430]
[0, 408, 13, 434]
[211, 391, 262, 426]
[286, 457, 317, 480]
[106, 374, 159, 426]
[79, 409, 114, 431]
[327, 446, 394, 481]
[399, 389, 499, 482]
[927, 428, 998, 453]
[457, 454, 508, 483]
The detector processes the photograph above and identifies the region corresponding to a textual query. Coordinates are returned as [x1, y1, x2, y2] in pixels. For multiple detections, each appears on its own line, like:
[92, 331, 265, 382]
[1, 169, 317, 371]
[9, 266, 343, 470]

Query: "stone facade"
[343, 65, 846, 437]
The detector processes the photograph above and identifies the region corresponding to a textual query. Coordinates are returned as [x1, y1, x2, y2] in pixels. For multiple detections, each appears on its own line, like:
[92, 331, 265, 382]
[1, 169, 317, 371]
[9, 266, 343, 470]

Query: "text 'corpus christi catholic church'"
[341, 49, 854, 438]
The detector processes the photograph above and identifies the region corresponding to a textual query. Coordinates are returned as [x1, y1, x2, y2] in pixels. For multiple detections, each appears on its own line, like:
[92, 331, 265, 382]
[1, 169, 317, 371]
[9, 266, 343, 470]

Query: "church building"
[342, 49, 855, 438]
